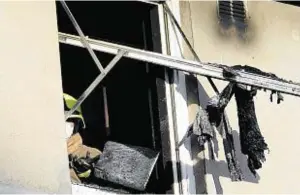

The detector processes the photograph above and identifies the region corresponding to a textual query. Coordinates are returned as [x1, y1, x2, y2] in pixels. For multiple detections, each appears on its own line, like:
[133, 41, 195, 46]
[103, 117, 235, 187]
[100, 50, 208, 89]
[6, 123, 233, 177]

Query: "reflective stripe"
[68, 114, 86, 128]
[69, 114, 84, 121]
[77, 169, 91, 178]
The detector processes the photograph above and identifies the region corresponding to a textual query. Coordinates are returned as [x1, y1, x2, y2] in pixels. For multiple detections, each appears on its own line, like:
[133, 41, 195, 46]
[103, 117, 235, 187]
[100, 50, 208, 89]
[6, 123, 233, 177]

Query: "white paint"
[165, 0, 197, 194]
[158, 4, 180, 195]
[292, 30, 299, 41]
[72, 184, 117, 195]
[0, 1, 71, 193]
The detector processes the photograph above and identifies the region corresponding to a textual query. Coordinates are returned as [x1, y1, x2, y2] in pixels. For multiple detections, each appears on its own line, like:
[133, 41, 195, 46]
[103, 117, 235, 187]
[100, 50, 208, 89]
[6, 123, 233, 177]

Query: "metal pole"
[65, 50, 126, 120]
[103, 86, 110, 136]
[59, 1, 105, 73]
[59, 32, 300, 97]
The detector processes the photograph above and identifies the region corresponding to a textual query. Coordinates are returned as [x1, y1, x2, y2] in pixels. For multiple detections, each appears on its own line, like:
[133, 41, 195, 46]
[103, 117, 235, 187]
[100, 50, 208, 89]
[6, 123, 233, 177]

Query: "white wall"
[181, 1, 300, 194]
[0, 1, 71, 193]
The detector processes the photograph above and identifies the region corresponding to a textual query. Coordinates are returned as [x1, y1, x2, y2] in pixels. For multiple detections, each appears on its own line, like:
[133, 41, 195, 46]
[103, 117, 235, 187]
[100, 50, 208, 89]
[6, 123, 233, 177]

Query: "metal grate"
[219, 0, 232, 21]
[232, 0, 247, 22]
[218, 0, 247, 26]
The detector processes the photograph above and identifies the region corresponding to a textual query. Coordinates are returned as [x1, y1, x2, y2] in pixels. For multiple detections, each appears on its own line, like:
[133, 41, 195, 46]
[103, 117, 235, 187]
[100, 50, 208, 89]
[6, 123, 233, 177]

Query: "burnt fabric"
[234, 84, 269, 175]
[191, 107, 214, 147]
[206, 83, 243, 181]
[221, 114, 243, 181]
[190, 83, 236, 147]
[94, 141, 159, 191]
[231, 65, 280, 80]
[222, 64, 285, 104]
[221, 65, 271, 175]
[206, 83, 235, 126]
[222, 65, 281, 81]
[191, 81, 269, 179]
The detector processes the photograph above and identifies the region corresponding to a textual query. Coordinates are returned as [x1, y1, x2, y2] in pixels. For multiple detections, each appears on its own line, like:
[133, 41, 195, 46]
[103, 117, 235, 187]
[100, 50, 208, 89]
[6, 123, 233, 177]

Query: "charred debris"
[187, 64, 288, 181]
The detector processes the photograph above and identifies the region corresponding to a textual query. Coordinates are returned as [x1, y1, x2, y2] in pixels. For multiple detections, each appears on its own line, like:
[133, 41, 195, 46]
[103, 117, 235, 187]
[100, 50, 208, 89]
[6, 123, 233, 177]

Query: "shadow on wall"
[204, 131, 260, 195]
[177, 77, 260, 194]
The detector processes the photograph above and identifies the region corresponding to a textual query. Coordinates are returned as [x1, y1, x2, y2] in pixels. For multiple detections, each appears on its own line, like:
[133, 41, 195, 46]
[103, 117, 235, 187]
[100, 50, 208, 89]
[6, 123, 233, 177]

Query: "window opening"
[276, 1, 300, 7]
[56, 1, 173, 193]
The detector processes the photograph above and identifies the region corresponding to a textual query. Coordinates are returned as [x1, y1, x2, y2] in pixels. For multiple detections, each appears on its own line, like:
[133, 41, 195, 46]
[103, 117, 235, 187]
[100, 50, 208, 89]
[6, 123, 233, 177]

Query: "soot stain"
[213, 6, 257, 45]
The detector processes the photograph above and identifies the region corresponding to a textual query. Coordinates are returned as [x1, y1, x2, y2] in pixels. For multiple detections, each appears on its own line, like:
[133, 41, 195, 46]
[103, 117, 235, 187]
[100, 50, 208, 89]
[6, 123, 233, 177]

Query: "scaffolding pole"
[59, 32, 300, 97]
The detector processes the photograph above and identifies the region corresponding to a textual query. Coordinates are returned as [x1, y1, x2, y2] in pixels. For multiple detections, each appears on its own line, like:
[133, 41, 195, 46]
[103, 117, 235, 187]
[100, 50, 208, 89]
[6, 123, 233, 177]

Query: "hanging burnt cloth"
[183, 83, 243, 181]
[189, 73, 275, 179]
[181, 65, 285, 179]
[222, 65, 284, 174]
[233, 84, 269, 175]
[208, 83, 269, 176]
[206, 83, 243, 181]
[208, 64, 282, 177]
[190, 107, 214, 147]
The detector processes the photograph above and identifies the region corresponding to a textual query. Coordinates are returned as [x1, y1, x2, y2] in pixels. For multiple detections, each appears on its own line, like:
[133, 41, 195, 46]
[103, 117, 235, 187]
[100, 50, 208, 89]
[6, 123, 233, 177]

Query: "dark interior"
[277, 1, 300, 7]
[56, 1, 173, 193]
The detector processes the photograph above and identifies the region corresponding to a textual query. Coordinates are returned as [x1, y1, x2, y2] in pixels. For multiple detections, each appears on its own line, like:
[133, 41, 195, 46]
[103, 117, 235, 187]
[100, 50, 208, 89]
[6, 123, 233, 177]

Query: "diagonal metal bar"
[163, 3, 220, 94]
[163, 3, 201, 63]
[65, 50, 126, 120]
[59, 0, 105, 73]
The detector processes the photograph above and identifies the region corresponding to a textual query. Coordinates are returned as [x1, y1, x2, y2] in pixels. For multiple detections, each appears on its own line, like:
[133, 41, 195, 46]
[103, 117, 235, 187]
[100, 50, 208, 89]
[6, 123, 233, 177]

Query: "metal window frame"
[59, 1, 182, 194]
[135, 0, 159, 6]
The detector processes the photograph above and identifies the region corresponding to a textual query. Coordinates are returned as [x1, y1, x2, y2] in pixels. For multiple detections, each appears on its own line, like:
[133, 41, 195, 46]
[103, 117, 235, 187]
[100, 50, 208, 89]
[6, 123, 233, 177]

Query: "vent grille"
[218, 0, 247, 25]
[232, 0, 247, 22]
[219, 0, 232, 20]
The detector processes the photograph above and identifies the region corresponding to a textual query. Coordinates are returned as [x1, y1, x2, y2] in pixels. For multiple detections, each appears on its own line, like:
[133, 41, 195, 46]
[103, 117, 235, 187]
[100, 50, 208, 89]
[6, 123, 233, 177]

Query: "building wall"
[0, 1, 71, 193]
[180, 1, 300, 194]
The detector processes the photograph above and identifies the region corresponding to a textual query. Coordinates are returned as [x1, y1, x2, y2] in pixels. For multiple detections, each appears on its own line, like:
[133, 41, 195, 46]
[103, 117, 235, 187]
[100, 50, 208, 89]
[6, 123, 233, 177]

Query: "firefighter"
[63, 93, 101, 183]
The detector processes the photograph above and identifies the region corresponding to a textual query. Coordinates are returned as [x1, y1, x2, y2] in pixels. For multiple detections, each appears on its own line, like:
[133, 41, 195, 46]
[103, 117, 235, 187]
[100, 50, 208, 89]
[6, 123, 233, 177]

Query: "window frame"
[56, 1, 185, 194]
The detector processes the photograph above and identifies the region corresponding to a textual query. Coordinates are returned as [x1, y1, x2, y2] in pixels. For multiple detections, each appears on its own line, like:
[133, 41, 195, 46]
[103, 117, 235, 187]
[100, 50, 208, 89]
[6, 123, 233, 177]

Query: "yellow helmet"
[63, 93, 86, 129]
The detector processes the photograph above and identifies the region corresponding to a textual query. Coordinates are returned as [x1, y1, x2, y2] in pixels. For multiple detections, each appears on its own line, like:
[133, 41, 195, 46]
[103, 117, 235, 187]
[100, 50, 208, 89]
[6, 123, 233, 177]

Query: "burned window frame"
[56, 1, 176, 193]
